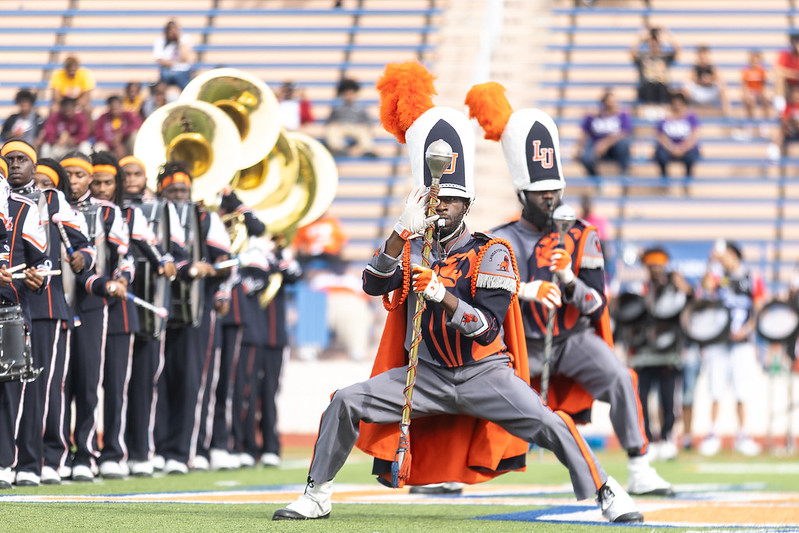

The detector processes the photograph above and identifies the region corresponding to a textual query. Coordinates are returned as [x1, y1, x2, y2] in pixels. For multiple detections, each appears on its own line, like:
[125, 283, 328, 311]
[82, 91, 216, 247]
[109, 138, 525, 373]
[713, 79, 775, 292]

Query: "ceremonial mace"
[392, 139, 452, 488]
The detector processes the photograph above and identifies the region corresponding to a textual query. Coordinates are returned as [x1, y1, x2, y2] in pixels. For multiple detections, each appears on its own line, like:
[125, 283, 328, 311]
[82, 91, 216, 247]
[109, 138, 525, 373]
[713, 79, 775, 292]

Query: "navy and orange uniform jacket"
[363, 229, 520, 367]
[1, 192, 51, 325]
[199, 209, 232, 308]
[356, 228, 531, 486]
[71, 192, 131, 315]
[15, 185, 93, 323]
[493, 217, 609, 348]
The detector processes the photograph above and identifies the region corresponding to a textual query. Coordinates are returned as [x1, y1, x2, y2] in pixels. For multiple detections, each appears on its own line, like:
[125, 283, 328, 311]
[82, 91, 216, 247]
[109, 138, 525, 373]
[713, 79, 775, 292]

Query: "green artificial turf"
[2, 448, 799, 532]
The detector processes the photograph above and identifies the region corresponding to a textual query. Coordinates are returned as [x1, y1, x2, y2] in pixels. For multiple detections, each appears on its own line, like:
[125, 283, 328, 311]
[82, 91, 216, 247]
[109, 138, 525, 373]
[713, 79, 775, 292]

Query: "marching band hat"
[465, 82, 565, 194]
[377, 61, 474, 201]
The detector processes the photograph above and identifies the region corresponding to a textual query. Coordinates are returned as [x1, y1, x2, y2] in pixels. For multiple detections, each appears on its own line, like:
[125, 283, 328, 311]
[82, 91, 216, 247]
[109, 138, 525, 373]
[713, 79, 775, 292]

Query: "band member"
[120, 155, 181, 476]
[466, 83, 672, 497]
[153, 162, 227, 474]
[623, 247, 693, 461]
[274, 62, 642, 524]
[256, 240, 302, 467]
[61, 151, 130, 482]
[0, 142, 49, 488]
[12, 154, 94, 486]
[211, 188, 265, 470]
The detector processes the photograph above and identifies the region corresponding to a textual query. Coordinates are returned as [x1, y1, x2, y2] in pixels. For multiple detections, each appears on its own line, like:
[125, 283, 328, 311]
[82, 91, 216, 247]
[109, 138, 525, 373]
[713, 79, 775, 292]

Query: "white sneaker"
[164, 459, 188, 475]
[596, 476, 643, 523]
[658, 441, 679, 461]
[238, 453, 256, 468]
[58, 465, 72, 479]
[151, 455, 165, 472]
[71, 464, 94, 482]
[735, 436, 761, 457]
[272, 479, 333, 520]
[41, 466, 61, 485]
[627, 454, 674, 496]
[210, 449, 238, 471]
[0, 467, 13, 489]
[99, 461, 124, 479]
[128, 460, 153, 477]
[699, 435, 721, 457]
[260, 452, 281, 468]
[192, 456, 210, 471]
[15, 471, 40, 487]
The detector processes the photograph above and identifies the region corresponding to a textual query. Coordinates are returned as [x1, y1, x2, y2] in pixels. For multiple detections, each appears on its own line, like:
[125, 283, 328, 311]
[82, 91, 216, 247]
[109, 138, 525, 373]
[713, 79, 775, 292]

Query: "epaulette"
[9, 192, 36, 206]
[472, 231, 495, 242]
[488, 219, 519, 234]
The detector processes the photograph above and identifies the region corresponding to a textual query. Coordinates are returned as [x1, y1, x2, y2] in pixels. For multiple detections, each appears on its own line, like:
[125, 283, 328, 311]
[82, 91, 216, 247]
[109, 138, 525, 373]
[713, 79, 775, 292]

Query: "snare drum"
[614, 292, 647, 324]
[0, 304, 40, 383]
[680, 299, 731, 346]
[756, 300, 799, 344]
[168, 202, 204, 329]
[648, 285, 688, 321]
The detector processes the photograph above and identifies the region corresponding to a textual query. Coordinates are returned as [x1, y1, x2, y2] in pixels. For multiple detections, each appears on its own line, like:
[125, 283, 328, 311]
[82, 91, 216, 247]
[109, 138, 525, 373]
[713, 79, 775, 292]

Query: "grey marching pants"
[529, 330, 647, 454]
[308, 356, 607, 500]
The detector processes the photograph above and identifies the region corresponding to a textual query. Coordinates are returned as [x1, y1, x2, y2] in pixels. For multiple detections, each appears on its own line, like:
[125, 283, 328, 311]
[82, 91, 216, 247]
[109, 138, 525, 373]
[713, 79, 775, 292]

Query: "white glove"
[549, 249, 575, 285]
[519, 280, 562, 309]
[411, 264, 446, 303]
[394, 185, 439, 240]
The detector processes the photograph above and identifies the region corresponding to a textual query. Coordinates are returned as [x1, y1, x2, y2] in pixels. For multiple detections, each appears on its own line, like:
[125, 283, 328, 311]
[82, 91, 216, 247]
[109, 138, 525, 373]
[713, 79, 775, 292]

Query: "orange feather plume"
[377, 61, 436, 144]
[464, 82, 513, 141]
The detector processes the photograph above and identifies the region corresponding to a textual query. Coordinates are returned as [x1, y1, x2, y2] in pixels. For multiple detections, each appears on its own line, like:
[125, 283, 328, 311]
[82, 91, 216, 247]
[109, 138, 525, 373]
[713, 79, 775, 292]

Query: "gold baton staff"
[392, 139, 453, 488]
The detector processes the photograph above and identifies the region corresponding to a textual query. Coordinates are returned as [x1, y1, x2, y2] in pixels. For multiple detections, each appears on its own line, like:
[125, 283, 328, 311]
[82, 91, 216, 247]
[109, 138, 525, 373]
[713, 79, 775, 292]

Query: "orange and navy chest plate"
[523, 224, 587, 339]
[421, 241, 504, 367]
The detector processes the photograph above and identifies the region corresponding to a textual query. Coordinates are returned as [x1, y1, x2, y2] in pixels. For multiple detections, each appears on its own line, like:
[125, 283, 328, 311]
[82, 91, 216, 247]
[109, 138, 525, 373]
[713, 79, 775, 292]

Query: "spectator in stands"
[324, 78, 376, 158]
[631, 25, 680, 120]
[654, 92, 700, 192]
[93, 95, 142, 159]
[141, 81, 169, 119]
[771, 85, 799, 160]
[1, 89, 45, 146]
[580, 194, 610, 243]
[774, 33, 799, 112]
[39, 97, 91, 159]
[683, 45, 731, 117]
[740, 50, 773, 138]
[698, 241, 765, 457]
[49, 55, 95, 117]
[153, 20, 194, 90]
[576, 89, 632, 182]
[276, 81, 314, 131]
[122, 81, 144, 117]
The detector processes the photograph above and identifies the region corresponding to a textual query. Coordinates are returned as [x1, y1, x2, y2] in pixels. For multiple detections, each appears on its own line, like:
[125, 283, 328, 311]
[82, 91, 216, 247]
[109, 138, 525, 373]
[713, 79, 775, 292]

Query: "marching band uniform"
[66, 179, 130, 481]
[211, 191, 265, 469]
[0, 157, 49, 487]
[466, 83, 672, 497]
[14, 180, 94, 486]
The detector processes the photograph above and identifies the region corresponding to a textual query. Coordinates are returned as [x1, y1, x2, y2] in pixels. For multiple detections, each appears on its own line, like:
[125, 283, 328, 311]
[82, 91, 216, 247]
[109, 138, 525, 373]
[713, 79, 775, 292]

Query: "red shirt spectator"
[93, 95, 142, 158]
[42, 99, 89, 145]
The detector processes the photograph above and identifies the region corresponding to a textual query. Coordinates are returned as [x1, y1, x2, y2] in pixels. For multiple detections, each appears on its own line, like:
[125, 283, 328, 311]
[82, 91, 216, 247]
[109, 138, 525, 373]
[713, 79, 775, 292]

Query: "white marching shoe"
[71, 464, 94, 482]
[260, 453, 281, 468]
[596, 476, 644, 523]
[272, 478, 333, 520]
[127, 460, 154, 477]
[40, 466, 61, 485]
[99, 461, 124, 479]
[15, 471, 40, 487]
[627, 454, 674, 496]
[210, 449, 239, 471]
[0, 467, 13, 489]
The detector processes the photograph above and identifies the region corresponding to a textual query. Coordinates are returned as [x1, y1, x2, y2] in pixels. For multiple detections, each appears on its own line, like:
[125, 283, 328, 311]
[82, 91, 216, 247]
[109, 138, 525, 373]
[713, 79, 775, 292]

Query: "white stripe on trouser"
[13, 382, 27, 467]
[85, 305, 108, 468]
[189, 310, 216, 466]
[225, 328, 243, 451]
[117, 335, 135, 462]
[202, 344, 222, 451]
[147, 335, 167, 460]
[41, 321, 62, 436]
[57, 329, 72, 469]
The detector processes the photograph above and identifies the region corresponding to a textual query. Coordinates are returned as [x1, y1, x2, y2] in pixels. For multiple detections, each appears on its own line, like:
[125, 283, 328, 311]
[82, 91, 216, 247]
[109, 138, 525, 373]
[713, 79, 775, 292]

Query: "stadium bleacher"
[0, 0, 441, 262]
[543, 0, 799, 291]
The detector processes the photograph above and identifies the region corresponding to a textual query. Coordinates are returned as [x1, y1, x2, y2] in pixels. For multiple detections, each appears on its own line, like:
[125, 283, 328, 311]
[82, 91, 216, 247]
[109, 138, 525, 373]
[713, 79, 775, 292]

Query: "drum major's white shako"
[500, 109, 565, 193]
[406, 107, 475, 201]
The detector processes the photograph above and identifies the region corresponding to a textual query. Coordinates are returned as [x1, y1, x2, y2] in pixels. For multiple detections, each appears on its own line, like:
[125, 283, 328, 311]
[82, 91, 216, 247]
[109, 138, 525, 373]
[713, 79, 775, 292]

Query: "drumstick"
[125, 293, 169, 319]
[12, 269, 61, 279]
[6, 263, 26, 274]
[213, 258, 239, 270]
[50, 214, 74, 255]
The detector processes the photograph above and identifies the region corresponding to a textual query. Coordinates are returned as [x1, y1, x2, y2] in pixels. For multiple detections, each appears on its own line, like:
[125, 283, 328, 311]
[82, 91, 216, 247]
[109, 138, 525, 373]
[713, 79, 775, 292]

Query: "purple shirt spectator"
[657, 113, 699, 144]
[93, 110, 141, 147]
[581, 111, 632, 142]
[41, 109, 89, 144]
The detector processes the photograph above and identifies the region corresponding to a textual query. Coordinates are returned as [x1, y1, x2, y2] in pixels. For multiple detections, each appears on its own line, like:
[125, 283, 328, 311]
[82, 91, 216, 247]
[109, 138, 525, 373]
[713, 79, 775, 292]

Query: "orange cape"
[355, 297, 531, 487]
